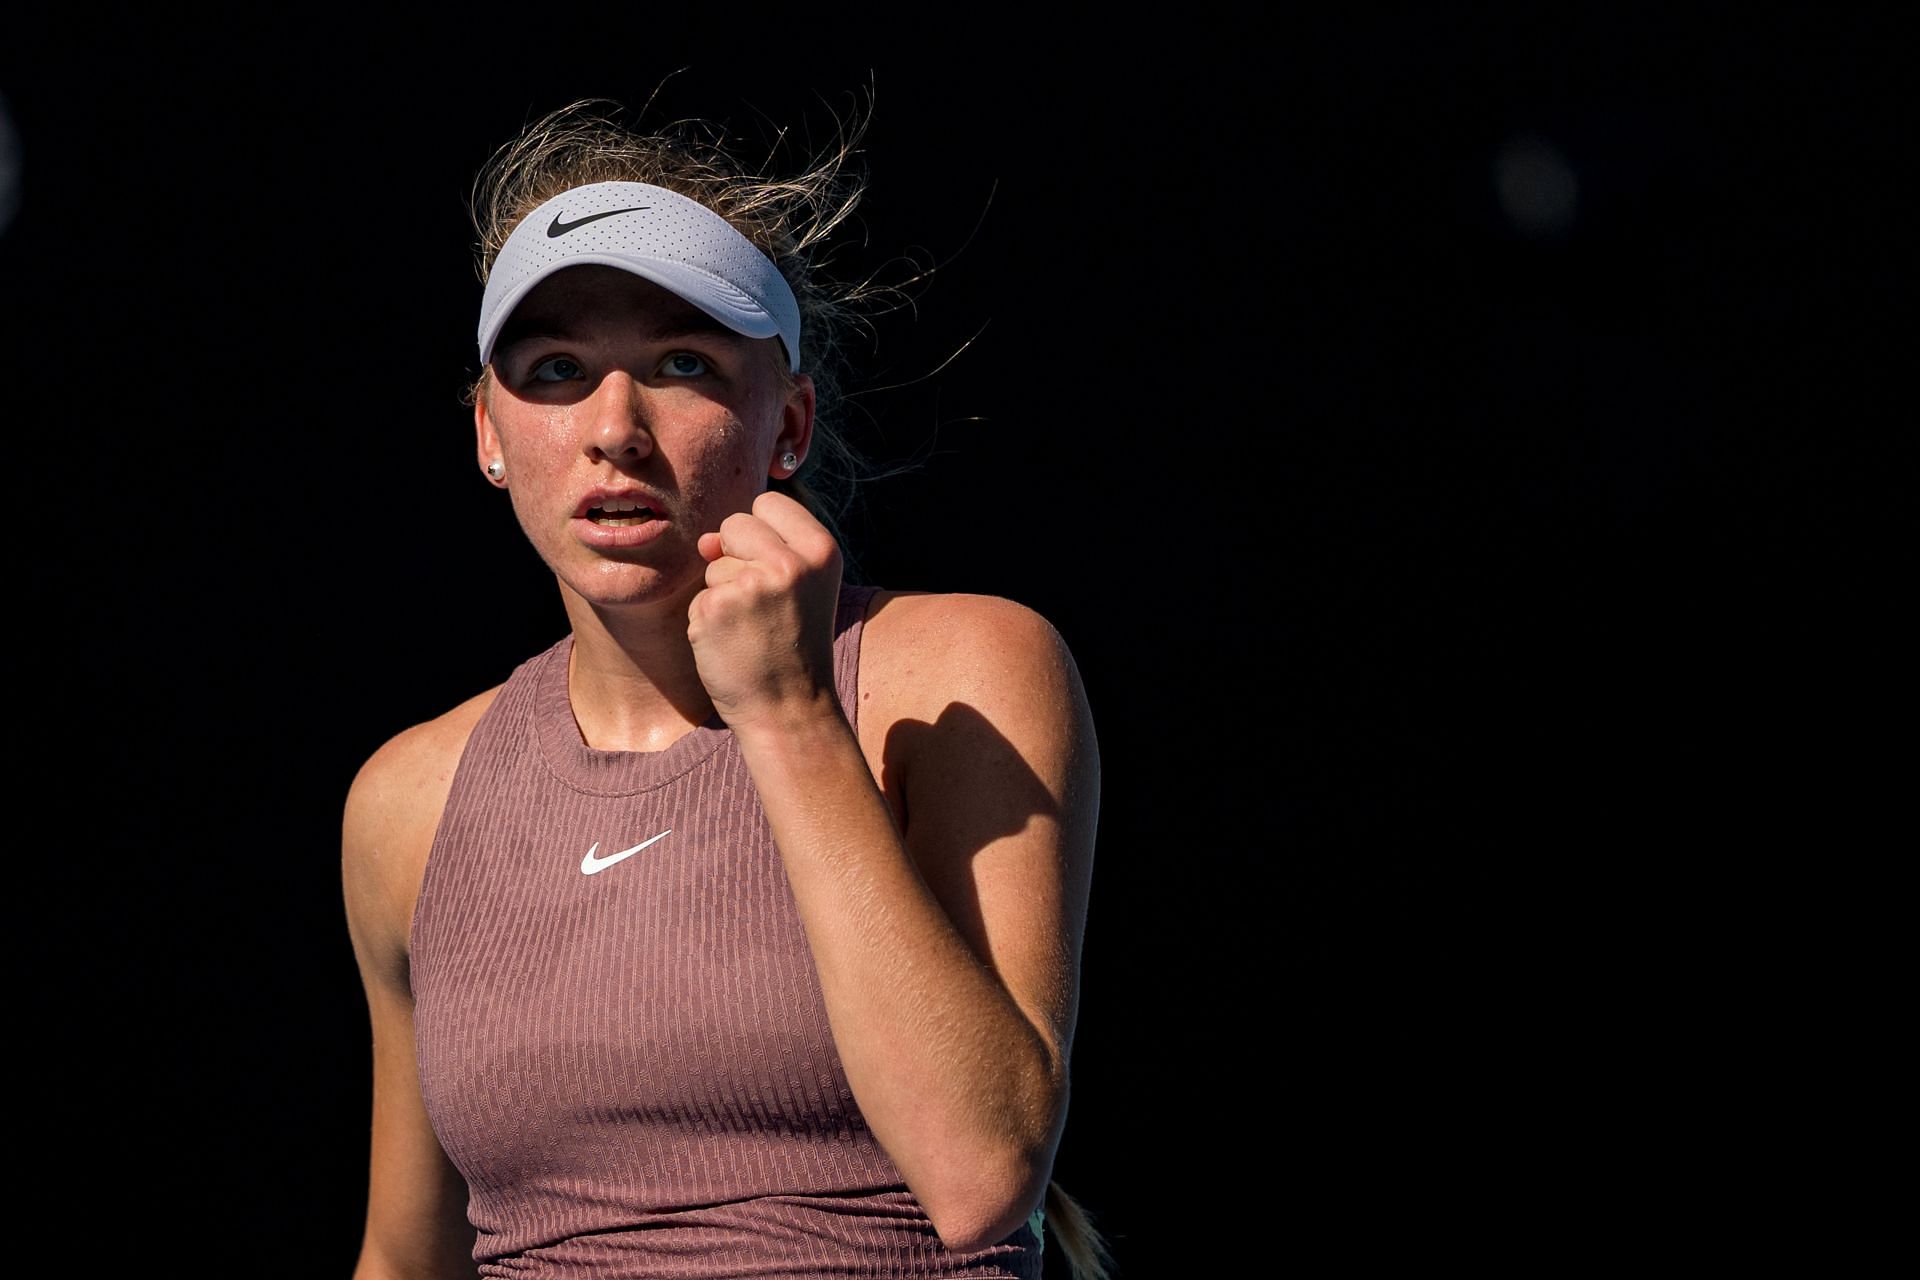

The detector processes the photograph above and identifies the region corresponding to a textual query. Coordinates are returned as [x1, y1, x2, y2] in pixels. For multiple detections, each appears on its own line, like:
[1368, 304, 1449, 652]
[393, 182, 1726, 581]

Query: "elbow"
[925, 1146, 1056, 1254]
[922, 1041, 1070, 1252]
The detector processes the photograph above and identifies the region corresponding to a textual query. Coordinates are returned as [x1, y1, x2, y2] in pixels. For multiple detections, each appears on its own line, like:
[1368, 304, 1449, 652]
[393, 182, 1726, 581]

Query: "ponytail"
[1039, 1178, 1115, 1280]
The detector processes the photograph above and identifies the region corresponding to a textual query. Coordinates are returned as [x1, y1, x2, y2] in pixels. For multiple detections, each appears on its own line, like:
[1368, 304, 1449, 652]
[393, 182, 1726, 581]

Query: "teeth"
[589, 497, 655, 526]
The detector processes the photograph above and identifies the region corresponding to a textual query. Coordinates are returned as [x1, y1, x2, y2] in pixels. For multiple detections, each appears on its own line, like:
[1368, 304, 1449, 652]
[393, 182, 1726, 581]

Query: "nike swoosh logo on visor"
[580, 829, 673, 874]
[547, 206, 650, 237]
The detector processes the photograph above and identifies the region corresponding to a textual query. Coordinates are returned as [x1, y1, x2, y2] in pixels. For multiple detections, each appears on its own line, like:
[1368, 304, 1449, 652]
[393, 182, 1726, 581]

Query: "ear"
[475, 384, 506, 486]
[771, 372, 817, 479]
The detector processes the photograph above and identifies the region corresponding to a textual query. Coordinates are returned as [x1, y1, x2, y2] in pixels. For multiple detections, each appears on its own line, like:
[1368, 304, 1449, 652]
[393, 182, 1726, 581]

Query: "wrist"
[725, 684, 849, 753]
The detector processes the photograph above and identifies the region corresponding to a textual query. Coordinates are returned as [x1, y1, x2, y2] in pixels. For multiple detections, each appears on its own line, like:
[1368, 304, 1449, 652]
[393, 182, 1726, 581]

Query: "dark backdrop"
[3, 12, 1889, 1275]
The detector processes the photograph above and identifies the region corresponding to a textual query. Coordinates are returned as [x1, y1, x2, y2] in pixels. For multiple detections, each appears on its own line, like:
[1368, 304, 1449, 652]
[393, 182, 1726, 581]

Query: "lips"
[573, 486, 671, 549]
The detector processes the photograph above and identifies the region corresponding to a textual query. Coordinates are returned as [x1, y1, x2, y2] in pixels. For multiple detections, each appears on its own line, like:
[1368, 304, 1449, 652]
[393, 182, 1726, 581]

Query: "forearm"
[732, 693, 1065, 1243]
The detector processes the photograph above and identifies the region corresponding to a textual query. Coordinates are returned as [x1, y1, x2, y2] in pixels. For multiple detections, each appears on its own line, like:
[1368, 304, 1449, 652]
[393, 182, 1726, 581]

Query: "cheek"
[495, 413, 573, 523]
[685, 430, 747, 490]
[495, 407, 572, 470]
[677, 418, 773, 515]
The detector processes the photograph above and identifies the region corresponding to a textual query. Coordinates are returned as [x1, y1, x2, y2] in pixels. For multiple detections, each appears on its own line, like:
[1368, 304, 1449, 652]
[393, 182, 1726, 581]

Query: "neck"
[558, 586, 715, 752]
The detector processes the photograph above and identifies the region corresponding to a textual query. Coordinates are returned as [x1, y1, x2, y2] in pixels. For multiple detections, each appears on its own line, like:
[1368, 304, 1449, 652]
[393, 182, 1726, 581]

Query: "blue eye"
[661, 352, 708, 378]
[530, 356, 584, 383]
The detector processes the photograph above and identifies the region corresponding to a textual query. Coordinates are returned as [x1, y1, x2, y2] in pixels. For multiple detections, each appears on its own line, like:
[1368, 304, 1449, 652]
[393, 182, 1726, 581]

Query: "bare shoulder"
[345, 685, 504, 839]
[861, 590, 1084, 705]
[856, 590, 1096, 786]
[341, 685, 504, 987]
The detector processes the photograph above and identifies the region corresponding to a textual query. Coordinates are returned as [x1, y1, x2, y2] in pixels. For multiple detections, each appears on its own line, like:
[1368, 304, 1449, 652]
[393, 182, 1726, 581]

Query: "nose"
[582, 369, 655, 465]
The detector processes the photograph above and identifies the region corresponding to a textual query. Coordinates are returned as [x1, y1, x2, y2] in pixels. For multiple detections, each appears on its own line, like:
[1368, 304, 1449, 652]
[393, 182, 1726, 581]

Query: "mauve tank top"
[409, 584, 1044, 1278]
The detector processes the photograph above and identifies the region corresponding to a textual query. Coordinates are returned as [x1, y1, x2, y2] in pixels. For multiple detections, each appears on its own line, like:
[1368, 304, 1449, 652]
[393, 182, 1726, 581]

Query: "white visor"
[477, 180, 801, 372]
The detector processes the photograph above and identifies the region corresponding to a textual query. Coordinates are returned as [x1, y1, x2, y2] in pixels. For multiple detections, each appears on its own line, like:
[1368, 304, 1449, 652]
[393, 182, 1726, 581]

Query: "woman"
[341, 99, 1109, 1279]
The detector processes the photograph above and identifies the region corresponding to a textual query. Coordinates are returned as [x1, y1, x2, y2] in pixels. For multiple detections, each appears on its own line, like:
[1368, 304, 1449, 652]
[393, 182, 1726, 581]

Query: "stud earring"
[486, 459, 505, 481]
[780, 451, 799, 472]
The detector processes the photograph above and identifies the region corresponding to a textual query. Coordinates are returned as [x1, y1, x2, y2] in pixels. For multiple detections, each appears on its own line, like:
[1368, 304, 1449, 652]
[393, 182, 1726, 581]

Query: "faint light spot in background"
[1495, 134, 1578, 240]
[0, 92, 18, 240]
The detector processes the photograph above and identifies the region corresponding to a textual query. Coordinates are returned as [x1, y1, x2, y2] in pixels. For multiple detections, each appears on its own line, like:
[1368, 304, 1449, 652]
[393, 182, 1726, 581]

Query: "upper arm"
[342, 698, 496, 1279]
[861, 593, 1101, 1085]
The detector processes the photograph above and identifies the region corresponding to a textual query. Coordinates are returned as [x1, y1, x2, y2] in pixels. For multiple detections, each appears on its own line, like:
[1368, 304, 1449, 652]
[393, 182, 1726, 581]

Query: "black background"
[3, 11, 1892, 1275]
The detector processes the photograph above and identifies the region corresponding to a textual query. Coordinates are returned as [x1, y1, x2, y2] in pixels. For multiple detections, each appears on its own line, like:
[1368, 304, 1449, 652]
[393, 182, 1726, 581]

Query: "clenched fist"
[688, 489, 844, 733]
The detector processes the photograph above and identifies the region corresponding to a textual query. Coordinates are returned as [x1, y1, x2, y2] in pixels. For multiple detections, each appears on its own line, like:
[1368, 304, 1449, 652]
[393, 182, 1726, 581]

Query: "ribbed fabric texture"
[410, 584, 1042, 1278]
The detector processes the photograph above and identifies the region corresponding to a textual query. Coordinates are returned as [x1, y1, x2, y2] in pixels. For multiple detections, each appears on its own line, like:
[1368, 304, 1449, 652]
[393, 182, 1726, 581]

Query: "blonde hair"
[464, 95, 1114, 1278]
[1042, 1179, 1118, 1280]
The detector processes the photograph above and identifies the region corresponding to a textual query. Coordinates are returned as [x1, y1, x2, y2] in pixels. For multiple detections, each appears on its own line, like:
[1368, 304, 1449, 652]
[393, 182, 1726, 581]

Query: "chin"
[559, 559, 700, 612]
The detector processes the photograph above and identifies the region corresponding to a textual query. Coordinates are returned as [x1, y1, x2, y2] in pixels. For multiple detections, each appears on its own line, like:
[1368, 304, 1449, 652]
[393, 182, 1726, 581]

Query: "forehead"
[493, 264, 737, 355]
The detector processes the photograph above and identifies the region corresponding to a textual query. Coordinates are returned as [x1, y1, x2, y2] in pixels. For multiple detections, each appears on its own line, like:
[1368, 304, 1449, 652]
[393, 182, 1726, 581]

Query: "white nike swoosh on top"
[580, 829, 673, 875]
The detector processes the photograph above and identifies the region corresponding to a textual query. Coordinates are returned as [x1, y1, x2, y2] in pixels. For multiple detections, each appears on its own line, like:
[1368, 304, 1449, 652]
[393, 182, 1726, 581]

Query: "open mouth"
[587, 498, 657, 527]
